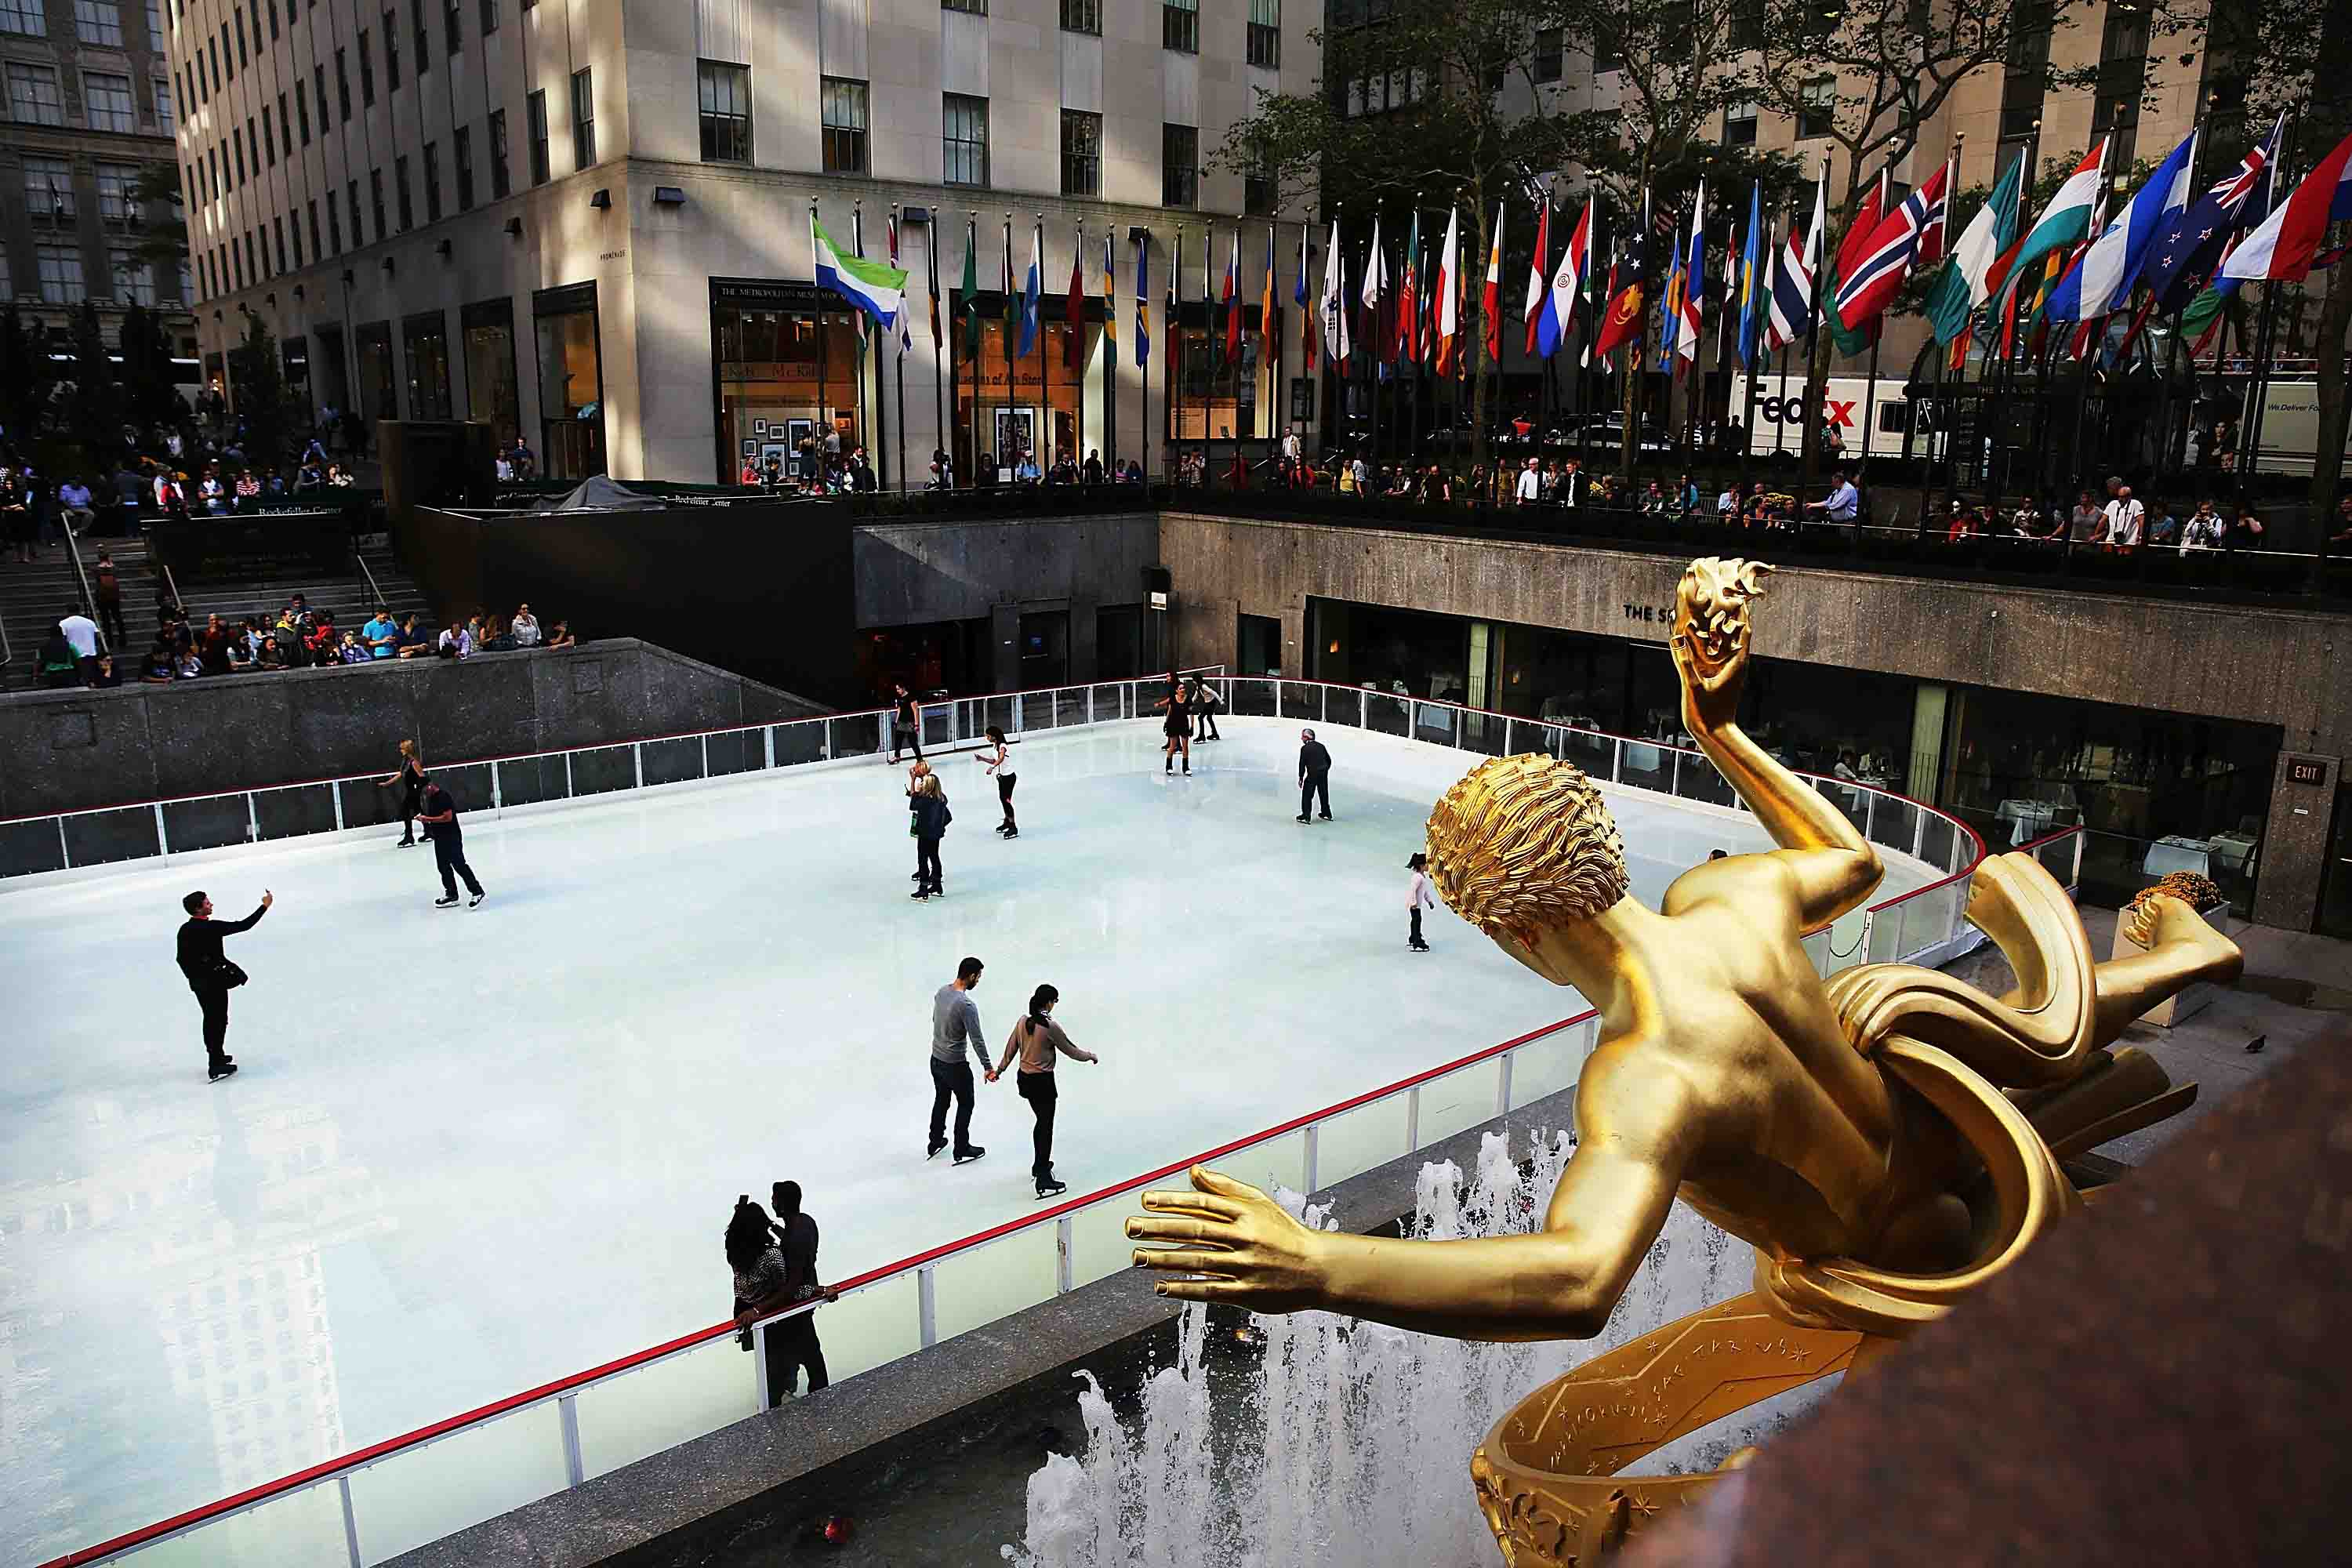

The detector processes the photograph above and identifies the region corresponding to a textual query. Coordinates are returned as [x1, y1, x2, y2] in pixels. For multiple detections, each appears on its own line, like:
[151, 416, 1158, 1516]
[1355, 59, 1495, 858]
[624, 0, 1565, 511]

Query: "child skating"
[1406, 851, 1434, 952]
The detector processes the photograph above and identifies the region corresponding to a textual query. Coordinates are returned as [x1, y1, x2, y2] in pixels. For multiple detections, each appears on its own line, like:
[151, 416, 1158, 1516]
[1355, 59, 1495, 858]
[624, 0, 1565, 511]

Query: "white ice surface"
[0, 717, 1934, 1562]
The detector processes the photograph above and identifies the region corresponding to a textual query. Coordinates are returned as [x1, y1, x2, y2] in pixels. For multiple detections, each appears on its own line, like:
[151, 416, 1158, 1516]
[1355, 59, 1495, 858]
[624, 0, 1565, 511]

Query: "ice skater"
[927, 956, 989, 1163]
[888, 683, 924, 764]
[987, 983, 1099, 1199]
[1190, 677, 1222, 742]
[977, 725, 1018, 839]
[1297, 728, 1333, 822]
[1406, 851, 1434, 951]
[1152, 673, 1192, 775]
[904, 759, 933, 879]
[176, 887, 273, 1082]
[417, 779, 487, 908]
[909, 772, 951, 899]
[376, 739, 427, 846]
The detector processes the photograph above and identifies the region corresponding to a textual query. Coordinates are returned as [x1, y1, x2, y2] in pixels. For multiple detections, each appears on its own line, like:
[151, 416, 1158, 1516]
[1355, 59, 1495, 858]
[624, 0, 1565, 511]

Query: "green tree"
[227, 309, 290, 466]
[130, 162, 187, 274]
[0, 305, 54, 445]
[65, 301, 126, 456]
[118, 303, 187, 434]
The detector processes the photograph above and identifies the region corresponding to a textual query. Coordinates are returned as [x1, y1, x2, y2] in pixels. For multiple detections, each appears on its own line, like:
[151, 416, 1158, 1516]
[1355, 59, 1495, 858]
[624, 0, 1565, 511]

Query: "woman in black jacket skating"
[909, 773, 951, 899]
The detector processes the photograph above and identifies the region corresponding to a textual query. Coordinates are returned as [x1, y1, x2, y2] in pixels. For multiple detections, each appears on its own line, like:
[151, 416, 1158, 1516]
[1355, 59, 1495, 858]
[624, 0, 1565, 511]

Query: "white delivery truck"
[1730, 375, 1918, 462]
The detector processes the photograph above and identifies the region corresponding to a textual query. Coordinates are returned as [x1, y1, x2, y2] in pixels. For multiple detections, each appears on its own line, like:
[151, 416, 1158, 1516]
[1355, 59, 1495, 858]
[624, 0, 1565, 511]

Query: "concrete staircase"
[126, 543, 437, 652]
[0, 535, 158, 685]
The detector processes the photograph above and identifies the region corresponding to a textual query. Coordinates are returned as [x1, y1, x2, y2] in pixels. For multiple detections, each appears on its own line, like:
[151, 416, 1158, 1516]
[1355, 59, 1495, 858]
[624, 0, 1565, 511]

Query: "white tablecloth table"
[2141, 836, 2213, 877]
[1995, 798, 2059, 845]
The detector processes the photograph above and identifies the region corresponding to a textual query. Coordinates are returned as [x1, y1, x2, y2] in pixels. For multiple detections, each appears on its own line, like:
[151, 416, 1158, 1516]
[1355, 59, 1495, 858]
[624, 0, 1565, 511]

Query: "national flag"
[1134, 234, 1151, 367]
[1020, 223, 1043, 359]
[1541, 198, 1589, 359]
[2222, 126, 2352, 284]
[1766, 175, 1823, 349]
[887, 214, 913, 354]
[2143, 113, 2282, 309]
[1221, 227, 1241, 363]
[1924, 147, 2024, 344]
[2178, 274, 2230, 356]
[1000, 220, 1018, 357]
[1822, 171, 1887, 354]
[1360, 216, 1388, 361]
[1675, 180, 1704, 368]
[1064, 226, 1086, 371]
[1991, 140, 2108, 310]
[1482, 201, 1506, 363]
[1102, 230, 1117, 366]
[1830, 163, 1947, 335]
[1319, 219, 1350, 364]
[1396, 213, 1421, 365]
[1261, 223, 1277, 365]
[1593, 260, 1643, 362]
[812, 218, 908, 331]
[1523, 199, 1552, 356]
[2047, 129, 2198, 322]
[1917, 145, 1956, 270]
[1433, 205, 1461, 375]
[960, 219, 981, 358]
[1657, 238, 1685, 370]
[1578, 227, 1602, 367]
[1293, 224, 1310, 360]
[926, 215, 943, 347]
[1737, 183, 1763, 368]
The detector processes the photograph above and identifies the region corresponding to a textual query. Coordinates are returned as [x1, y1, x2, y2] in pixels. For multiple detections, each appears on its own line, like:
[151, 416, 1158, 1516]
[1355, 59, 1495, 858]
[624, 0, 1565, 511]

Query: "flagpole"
[1914, 136, 1960, 530]
[1799, 155, 1831, 497]
[2237, 111, 2296, 509]
[891, 205, 907, 492]
[1071, 220, 1083, 474]
[1773, 190, 1793, 464]
[1740, 202, 1765, 505]
[1103, 230, 1116, 482]
[928, 210, 946, 488]
[855, 201, 880, 488]
[1138, 231, 1151, 484]
[966, 212, 979, 485]
[2064, 141, 2114, 511]
[1170, 224, 1182, 485]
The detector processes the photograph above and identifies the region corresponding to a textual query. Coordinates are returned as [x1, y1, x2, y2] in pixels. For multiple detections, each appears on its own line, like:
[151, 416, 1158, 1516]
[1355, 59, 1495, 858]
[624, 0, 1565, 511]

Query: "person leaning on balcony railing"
[2226, 503, 2267, 554]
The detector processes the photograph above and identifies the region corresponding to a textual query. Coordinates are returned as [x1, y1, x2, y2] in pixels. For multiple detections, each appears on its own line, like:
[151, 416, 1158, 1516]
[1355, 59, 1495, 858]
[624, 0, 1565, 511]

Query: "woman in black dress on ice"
[376, 739, 427, 846]
[1152, 673, 1192, 775]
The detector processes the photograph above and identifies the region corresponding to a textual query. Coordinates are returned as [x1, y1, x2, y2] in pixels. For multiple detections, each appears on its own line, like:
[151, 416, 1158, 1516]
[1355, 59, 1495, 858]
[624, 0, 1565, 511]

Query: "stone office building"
[166, 0, 1319, 483]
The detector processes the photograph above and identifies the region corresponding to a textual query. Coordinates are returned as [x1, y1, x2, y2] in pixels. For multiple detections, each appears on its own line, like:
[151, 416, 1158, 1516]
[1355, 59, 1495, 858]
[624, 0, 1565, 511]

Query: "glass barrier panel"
[575, 1334, 755, 1481]
[1559, 728, 1614, 780]
[1280, 684, 1323, 722]
[1056, 688, 1089, 728]
[1458, 711, 1508, 758]
[1221, 1129, 1308, 1199]
[704, 727, 764, 778]
[1417, 1058, 1504, 1147]
[811, 1269, 924, 1383]
[491, 756, 570, 808]
[1799, 927, 1832, 979]
[1617, 741, 1671, 794]
[1813, 779, 1867, 833]
[1672, 753, 1737, 808]
[1021, 693, 1059, 733]
[638, 736, 705, 788]
[161, 794, 252, 854]
[1091, 684, 1127, 723]
[773, 720, 825, 768]
[1919, 812, 1958, 873]
[2032, 832, 2082, 887]
[116, 1475, 351, 1566]
[1824, 907, 1875, 974]
[1410, 702, 1460, 749]
[343, 1398, 569, 1563]
[922, 703, 957, 750]
[829, 714, 884, 760]
[1314, 1095, 1411, 1189]
[0, 816, 68, 877]
[1506, 1028, 1585, 1112]
[1232, 679, 1278, 717]
[1867, 795, 1918, 855]
[1324, 689, 1364, 729]
[1365, 691, 1410, 737]
[566, 745, 637, 797]
[981, 697, 1016, 739]
[1068, 1191, 1145, 1288]
[336, 776, 405, 829]
[1865, 907, 1904, 964]
[929, 1222, 1062, 1344]
[431, 763, 492, 815]
[254, 782, 339, 842]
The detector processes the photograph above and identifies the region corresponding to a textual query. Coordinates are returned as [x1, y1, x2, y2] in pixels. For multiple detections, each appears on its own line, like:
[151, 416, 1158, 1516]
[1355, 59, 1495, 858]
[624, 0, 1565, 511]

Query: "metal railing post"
[491, 760, 503, 811]
[564, 752, 575, 797]
[246, 793, 260, 843]
[632, 742, 644, 789]
[1864, 789, 1878, 842]
[58, 817, 71, 868]
[338, 1474, 362, 1568]
[764, 725, 776, 769]
[917, 1264, 938, 1348]
[1611, 737, 1623, 782]
[1055, 1215, 1074, 1294]
[1087, 687, 1094, 726]
[1497, 1051, 1515, 1117]
[1911, 804, 1926, 859]
[751, 1320, 772, 1413]
[1358, 688, 1366, 728]
[153, 802, 169, 855]
[1302, 1123, 1319, 1193]
[1405, 1086, 1421, 1152]
[701, 735, 710, 779]
[558, 1392, 586, 1486]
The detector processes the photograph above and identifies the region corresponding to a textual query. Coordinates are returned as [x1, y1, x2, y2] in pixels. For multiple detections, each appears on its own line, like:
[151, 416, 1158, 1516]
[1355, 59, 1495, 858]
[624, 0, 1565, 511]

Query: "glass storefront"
[533, 281, 605, 478]
[710, 278, 862, 485]
[1168, 317, 1265, 445]
[402, 309, 452, 419]
[355, 321, 396, 430]
[947, 292, 1105, 483]
[461, 298, 519, 449]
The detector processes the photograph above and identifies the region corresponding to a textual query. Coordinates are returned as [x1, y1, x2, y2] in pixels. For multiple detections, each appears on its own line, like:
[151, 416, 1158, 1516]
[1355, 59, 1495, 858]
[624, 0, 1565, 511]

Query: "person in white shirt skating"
[1407, 851, 1436, 952]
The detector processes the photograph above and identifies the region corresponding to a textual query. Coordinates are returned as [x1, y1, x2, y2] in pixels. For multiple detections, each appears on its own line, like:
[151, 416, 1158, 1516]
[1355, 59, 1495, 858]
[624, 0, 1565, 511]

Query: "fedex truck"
[2240, 379, 2352, 477]
[1730, 375, 1917, 461]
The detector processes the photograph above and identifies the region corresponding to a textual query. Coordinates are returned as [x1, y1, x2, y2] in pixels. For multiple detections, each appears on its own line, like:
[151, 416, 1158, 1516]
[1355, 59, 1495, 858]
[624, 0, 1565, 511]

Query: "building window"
[818, 76, 865, 172]
[265, 0, 276, 38]
[0, 0, 41, 35]
[154, 74, 173, 129]
[488, 108, 509, 196]
[1059, 0, 1098, 34]
[1731, 0, 1763, 49]
[24, 154, 75, 223]
[328, 191, 342, 251]
[174, 256, 191, 301]
[940, 0, 985, 13]
[77, 0, 126, 46]
[412, 0, 427, 71]
[241, 119, 253, 181]
[444, 0, 459, 51]
[702, 60, 753, 163]
[1798, 75, 1835, 139]
[395, 154, 413, 228]
[307, 198, 319, 257]
[1059, 108, 1099, 196]
[462, 296, 519, 446]
[454, 125, 473, 208]
[478, 0, 495, 34]
[1162, 122, 1197, 207]
[533, 284, 604, 476]
[942, 92, 988, 187]
[570, 68, 593, 167]
[1163, 0, 1196, 53]
[1531, 26, 1560, 83]
[352, 176, 366, 241]
[369, 169, 386, 236]
[112, 247, 154, 304]
[423, 140, 441, 220]
[289, 212, 301, 265]
[1724, 97, 1757, 146]
[7, 63, 66, 125]
[359, 29, 376, 105]
[85, 71, 136, 132]
[405, 310, 452, 417]
[527, 89, 549, 183]
[234, 6, 246, 64]
[298, 76, 311, 140]
[384, 11, 400, 87]
[1243, 158, 1272, 215]
[336, 49, 351, 121]
[262, 106, 276, 162]
[1247, 0, 1278, 67]
[96, 162, 138, 223]
[38, 244, 87, 303]
[272, 215, 285, 273]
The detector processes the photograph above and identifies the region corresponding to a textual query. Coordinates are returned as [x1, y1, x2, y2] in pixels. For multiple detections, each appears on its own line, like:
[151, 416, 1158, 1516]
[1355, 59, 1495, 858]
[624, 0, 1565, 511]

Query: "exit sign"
[2286, 757, 2326, 787]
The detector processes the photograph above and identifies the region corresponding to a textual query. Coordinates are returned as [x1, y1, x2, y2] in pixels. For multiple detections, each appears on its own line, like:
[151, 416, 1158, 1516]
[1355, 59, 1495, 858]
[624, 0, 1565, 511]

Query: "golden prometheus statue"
[1129, 557, 2240, 1565]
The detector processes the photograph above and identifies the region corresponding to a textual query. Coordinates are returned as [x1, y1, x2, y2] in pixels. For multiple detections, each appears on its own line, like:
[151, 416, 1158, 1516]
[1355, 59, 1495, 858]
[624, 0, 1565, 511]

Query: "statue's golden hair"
[1425, 754, 1630, 942]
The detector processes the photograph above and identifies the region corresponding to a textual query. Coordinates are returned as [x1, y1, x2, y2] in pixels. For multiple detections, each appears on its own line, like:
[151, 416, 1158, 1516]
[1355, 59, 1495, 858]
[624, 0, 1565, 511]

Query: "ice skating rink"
[0, 717, 1940, 1560]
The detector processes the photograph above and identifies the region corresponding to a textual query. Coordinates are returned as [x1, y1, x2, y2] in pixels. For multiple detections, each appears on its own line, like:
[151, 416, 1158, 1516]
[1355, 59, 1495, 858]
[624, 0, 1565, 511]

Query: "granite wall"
[0, 639, 822, 822]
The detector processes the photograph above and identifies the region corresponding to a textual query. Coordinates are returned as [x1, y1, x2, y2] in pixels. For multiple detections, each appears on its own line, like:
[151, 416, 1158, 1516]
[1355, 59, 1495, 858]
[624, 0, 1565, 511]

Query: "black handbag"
[219, 960, 249, 989]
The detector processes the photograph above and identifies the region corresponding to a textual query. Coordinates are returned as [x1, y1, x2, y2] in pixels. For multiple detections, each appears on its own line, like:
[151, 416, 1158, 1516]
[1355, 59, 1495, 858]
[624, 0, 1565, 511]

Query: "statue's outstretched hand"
[1127, 1165, 1330, 1312]
[1671, 557, 1773, 735]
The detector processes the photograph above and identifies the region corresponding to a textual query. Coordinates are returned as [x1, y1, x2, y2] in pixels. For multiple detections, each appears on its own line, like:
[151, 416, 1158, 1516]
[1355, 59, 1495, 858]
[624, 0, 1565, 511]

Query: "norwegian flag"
[1829, 165, 1949, 336]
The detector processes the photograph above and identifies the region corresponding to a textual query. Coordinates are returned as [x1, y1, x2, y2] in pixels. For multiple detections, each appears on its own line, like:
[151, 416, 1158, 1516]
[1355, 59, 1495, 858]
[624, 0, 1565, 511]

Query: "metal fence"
[34, 673, 2011, 1568]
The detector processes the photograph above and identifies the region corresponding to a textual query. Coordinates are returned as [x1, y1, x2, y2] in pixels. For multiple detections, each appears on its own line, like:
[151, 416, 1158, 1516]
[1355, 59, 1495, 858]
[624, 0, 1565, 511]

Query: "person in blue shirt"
[363, 608, 398, 659]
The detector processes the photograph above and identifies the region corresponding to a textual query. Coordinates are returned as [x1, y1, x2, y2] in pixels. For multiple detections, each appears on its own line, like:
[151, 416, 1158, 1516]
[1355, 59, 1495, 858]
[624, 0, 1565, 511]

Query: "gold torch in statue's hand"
[1669, 557, 1773, 738]
[1127, 1165, 1333, 1312]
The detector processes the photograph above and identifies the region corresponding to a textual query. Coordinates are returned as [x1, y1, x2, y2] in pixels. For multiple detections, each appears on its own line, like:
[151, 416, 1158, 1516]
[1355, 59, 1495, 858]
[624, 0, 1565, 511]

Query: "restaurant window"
[533, 282, 605, 477]
[403, 309, 452, 419]
[1798, 75, 1835, 139]
[527, 89, 549, 183]
[711, 279, 866, 485]
[1161, 122, 1196, 208]
[488, 107, 510, 197]
[1059, 0, 1097, 34]
[703, 60, 753, 162]
[570, 67, 594, 168]
[1246, 0, 1277, 67]
[1724, 98, 1758, 147]
[462, 297, 518, 448]
[1162, 0, 1196, 53]
[942, 93, 987, 187]
[1060, 108, 1099, 197]
[454, 125, 474, 209]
